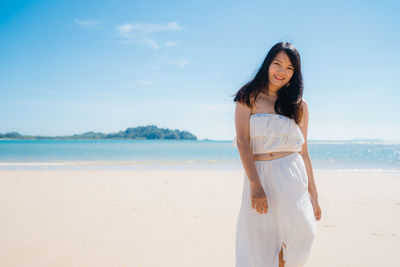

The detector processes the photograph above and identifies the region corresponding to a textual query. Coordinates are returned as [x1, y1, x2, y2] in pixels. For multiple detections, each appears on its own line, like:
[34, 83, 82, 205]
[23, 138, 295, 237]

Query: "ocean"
[0, 139, 399, 172]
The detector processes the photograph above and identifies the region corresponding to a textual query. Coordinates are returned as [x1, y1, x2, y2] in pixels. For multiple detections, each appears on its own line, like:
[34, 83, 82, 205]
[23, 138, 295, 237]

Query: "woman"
[232, 42, 322, 267]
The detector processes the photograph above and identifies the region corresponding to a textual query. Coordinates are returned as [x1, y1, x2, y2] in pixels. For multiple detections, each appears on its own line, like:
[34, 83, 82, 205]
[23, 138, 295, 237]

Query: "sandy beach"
[0, 169, 399, 266]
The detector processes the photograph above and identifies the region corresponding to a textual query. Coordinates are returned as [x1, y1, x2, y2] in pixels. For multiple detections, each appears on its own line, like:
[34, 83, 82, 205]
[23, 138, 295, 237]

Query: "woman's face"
[268, 51, 294, 89]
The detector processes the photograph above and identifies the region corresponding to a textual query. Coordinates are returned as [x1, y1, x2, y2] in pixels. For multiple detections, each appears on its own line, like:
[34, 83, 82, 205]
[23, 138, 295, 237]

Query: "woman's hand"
[310, 196, 322, 221]
[250, 180, 268, 214]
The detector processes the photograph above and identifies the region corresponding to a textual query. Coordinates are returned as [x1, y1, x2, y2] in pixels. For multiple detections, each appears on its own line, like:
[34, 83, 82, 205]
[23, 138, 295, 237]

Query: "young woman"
[232, 42, 322, 267]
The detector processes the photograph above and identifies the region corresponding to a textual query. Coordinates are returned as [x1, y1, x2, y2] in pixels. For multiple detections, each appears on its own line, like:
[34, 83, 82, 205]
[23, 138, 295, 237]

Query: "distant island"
[0, 125, 197, 140]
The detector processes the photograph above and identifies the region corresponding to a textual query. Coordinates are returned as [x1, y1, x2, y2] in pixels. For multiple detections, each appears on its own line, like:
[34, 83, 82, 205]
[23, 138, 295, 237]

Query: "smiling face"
[268, 51, 295, 91]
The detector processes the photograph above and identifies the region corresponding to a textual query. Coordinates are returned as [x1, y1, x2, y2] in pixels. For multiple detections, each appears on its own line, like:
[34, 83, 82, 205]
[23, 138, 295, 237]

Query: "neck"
[267, 84, 280, 97]
[263, 89, 278, 97]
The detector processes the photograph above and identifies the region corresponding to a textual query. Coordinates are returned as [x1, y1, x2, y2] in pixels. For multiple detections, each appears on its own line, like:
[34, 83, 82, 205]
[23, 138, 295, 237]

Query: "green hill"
[0, 125, 197, 140]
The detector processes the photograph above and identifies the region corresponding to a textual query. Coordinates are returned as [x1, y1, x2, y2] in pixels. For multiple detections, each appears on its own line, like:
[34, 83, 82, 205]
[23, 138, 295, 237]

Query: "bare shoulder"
[235, 100, 252, 143]
[299, 98, 309, 126]
[301, 98, 309, 113]
[235, 100, 252, 117]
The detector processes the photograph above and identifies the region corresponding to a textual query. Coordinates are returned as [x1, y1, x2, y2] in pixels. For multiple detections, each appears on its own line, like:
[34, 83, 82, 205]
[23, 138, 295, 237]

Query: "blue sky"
[0, 0, 399, 140]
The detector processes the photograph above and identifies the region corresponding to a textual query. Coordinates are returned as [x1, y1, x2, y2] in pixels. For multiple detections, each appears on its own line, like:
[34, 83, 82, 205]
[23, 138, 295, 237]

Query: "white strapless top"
[232, 113, 305, 154]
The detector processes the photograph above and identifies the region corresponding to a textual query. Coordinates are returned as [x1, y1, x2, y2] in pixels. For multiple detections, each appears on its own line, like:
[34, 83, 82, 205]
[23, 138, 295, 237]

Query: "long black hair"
[233, 42, 304, 124]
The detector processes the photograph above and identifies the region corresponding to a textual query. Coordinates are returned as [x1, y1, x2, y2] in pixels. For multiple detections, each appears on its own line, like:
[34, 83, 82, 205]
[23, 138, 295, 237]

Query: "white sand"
[0, 169, 399, 266]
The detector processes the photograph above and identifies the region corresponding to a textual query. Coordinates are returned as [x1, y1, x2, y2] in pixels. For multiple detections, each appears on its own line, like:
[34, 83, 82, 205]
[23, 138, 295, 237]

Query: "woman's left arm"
[298, 99, 322, 221]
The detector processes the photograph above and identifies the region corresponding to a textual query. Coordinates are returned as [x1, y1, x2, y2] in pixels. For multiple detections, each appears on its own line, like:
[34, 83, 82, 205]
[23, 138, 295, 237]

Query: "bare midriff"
[253, 151, 297, 161]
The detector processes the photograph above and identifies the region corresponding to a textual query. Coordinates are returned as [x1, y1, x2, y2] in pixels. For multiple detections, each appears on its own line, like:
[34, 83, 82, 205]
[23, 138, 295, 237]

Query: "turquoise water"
[0, 139, 399, 171]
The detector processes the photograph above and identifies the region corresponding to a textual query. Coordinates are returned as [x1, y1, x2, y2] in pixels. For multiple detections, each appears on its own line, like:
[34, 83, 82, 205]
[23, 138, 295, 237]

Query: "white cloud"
[116, 23, 132, 36]
[141, 36, 160, 49]
[115, 21, 182, 50]
[117, 22, 181, 34]
[74, 19, 101, 29]
[165, 41, 179, 47]
[166, 58, 189, 68]
[115, 37, 160, 49]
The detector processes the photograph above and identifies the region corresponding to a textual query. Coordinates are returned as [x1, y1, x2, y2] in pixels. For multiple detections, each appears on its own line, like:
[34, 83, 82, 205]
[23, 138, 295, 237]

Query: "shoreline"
[0, 163, 400, 174]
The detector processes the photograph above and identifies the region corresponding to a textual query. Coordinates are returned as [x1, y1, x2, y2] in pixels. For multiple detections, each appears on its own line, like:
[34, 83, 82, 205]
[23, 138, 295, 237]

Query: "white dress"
[233, 113, 317, 267]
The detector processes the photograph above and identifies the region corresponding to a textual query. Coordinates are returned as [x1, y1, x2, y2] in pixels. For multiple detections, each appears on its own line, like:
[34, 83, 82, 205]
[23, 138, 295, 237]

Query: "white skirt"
[235, 152, 317, 267]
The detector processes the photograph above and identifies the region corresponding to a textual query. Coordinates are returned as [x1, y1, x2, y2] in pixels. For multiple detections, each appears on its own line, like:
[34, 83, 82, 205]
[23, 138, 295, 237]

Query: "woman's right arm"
[234, 102, 260, 185]
[235, 101, 268, 214]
